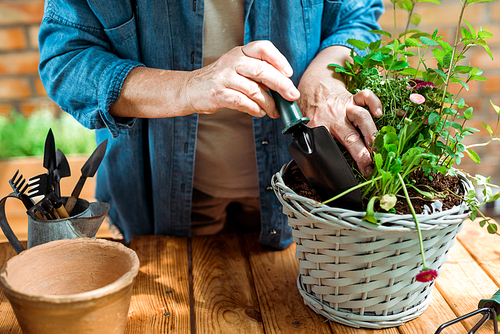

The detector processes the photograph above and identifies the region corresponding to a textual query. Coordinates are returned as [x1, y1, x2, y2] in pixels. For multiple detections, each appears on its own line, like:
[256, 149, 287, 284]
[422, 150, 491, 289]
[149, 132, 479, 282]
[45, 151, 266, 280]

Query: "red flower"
[416, 268, 438, 282]
[414, 81, 434, 91]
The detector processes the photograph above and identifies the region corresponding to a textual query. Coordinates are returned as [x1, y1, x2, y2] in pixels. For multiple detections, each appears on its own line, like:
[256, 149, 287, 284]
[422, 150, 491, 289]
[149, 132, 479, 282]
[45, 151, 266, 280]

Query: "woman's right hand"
[183, 40, 300, 119]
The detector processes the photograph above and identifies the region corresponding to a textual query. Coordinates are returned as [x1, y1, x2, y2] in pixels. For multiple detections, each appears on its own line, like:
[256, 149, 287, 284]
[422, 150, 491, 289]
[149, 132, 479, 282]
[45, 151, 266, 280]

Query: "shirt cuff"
[98, 61, 145, 138]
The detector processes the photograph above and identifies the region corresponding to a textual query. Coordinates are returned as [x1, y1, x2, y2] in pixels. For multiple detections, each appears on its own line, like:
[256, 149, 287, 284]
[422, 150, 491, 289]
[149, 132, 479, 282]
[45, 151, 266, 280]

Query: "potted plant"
[271, 0, 499, 329]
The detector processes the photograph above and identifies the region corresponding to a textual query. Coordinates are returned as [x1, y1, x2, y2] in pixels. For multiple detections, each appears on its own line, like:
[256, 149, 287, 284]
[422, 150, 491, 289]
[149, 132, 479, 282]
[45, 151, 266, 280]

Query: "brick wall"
[0, 0, 58, 115]
[0, 0, 499, 181]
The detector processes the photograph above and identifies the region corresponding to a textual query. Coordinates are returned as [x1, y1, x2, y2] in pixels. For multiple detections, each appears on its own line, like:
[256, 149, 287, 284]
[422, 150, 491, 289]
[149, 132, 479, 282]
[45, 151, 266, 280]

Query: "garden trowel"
[65, 139, 108, 215]
[271, 91, 363, 211]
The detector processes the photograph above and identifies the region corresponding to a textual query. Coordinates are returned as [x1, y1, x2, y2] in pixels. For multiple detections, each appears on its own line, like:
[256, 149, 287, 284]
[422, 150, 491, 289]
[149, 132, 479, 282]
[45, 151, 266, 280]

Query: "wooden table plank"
[127, 235, 191, 334]
[329, 322, 401, 334]
[191, 233, 264, 334]
[244, 233, 333, 334]
[398, 288, 467, 334]
[458, 219, 500, 287]
[0, 242, 22, 334]
[434, 237, 499, 334]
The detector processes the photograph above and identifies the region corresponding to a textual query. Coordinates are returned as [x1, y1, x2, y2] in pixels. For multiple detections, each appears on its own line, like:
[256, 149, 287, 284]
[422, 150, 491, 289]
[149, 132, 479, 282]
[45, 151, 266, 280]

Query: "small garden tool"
[434, 290, 500, 334]
[271, 91, 363, 211]
[27, 129, 69, 219]
[8, 170, 34, 210]
[54, 149, 71, 197]
[65, 139, 108, 215]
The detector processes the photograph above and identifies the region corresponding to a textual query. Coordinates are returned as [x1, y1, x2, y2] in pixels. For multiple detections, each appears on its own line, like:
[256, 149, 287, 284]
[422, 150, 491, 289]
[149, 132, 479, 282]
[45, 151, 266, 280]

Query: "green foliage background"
[0, 110, 96, 159]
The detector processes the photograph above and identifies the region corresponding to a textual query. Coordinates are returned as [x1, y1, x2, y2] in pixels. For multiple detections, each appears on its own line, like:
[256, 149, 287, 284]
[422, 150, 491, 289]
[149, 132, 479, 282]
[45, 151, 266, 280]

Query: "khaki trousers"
[190, 188, 261, 236]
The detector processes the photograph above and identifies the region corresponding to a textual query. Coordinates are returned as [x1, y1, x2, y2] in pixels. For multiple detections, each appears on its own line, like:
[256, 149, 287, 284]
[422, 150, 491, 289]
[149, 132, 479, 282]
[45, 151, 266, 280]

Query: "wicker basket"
[271, 161, 472, 329]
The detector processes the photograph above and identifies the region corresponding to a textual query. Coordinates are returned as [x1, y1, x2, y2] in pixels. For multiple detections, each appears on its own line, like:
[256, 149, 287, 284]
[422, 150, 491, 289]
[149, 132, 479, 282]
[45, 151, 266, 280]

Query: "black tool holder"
[435, 290, 500, 334]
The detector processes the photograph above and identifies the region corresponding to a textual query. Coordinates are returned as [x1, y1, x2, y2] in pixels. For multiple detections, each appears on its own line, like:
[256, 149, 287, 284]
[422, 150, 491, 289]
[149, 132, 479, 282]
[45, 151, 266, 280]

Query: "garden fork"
[8, 170, 34, 210]
[28, 174, 69, 219]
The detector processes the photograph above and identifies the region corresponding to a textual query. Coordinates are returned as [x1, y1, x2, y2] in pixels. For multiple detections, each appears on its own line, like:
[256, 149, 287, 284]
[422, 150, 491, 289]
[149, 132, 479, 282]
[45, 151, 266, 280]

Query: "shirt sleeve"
[38, 0, 145, 138]
[320, 0, 384, 56]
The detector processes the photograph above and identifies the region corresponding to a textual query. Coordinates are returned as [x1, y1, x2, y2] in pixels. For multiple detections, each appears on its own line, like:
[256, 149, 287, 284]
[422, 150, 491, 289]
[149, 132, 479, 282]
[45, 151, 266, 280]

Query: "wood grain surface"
[0, 219, 498, 333]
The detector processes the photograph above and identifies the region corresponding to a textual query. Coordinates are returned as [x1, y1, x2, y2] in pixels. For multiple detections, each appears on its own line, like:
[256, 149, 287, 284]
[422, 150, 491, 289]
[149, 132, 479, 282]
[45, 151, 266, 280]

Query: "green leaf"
[437, 40, 453, 52]
[347, 39, 368, 50]
[464, 107, 473, 119]
[467, 0, 496, 4]
[470, 210, 477, 221]
[462, 19, 476, 39]
[369, 29, 392, 38]
[470, 75, 488, 81]
[466, 149, 481, 163]
[374, 153, 384, 170]
[481, 122, 493, 136]
[369, 40, 382, 50]
[384, 131, 399, 145]
[487, 191, 500, 202]
[461, 27, 472, 39]
[479, 219, 487, 227]
[490, 101, 500, 115]
[410, 13, 421, 26]
[431, 68, 447, 80]
[450, 77, 470, 91]
[482, 44, 494, 60]
[363, 196, 381, 225]
[353, 56, 365, 65]
[478, 30, 493, 39]
[487, 223, 498, 234]
[420, 36, 439, 46]
[428, 112, 441, 125]
[389, 61, 410, 71]
[464, 126, 480, 132]
[454, 65, 473, 74]
[457, 98, 466, 108]
[399, 68, 420, 76]
[405, 37, 420, 47]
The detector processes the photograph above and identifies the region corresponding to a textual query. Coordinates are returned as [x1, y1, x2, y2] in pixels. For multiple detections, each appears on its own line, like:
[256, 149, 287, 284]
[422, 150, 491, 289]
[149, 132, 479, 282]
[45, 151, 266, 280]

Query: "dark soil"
[283, 163, 463, 214]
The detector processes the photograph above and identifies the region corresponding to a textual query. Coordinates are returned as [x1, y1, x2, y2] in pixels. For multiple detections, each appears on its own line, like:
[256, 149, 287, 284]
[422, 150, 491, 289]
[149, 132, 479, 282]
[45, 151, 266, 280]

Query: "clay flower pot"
[0, 238, 140, 334]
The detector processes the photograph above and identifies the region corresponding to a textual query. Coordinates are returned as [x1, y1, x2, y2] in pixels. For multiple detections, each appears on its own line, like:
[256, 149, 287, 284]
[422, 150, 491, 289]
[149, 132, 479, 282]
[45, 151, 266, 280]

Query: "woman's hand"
[298, 46, 383, 176]
[110, 41, 299, 119]
[184, 40, 300, 118]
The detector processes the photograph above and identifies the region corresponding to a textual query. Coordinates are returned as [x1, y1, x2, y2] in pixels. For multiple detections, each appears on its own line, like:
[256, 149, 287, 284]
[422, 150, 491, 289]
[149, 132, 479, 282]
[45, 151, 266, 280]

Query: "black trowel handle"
[270, 91, 310, 134]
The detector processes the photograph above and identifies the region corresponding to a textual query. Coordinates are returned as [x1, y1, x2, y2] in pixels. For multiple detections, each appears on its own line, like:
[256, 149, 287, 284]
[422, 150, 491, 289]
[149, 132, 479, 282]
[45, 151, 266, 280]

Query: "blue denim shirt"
[38, 0, 383, 249]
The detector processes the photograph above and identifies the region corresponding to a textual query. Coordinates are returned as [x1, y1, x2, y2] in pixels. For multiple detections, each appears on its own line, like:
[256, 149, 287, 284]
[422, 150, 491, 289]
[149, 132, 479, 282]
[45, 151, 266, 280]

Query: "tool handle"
[270, 91, 310, 135]
[53, 202, 70, 218]
[65, 196, 78, 215]
[478, 289, 500, 311]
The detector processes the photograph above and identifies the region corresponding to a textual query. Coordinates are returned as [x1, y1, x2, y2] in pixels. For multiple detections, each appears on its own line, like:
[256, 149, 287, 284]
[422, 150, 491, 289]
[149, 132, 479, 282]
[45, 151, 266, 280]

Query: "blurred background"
[0, 0, 499, 219]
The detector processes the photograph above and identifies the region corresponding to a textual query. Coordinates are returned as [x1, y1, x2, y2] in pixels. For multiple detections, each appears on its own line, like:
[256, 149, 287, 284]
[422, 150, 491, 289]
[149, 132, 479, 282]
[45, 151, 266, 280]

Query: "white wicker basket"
[271, 161, 472, 329]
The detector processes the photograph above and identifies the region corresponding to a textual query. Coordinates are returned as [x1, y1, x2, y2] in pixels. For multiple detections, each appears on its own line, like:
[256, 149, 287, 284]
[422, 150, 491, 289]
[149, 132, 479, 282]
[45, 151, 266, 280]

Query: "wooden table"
[0, 220, 499, 334]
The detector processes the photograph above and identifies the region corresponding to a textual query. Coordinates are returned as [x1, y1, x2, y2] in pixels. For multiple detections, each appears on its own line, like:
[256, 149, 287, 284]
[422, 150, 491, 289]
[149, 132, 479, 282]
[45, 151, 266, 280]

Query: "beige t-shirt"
[194, 0, 260, 198]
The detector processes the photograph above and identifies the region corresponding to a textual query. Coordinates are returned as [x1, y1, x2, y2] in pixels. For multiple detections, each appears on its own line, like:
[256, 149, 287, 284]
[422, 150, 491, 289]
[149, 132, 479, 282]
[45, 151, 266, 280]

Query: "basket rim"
[272, 161, 472, 232]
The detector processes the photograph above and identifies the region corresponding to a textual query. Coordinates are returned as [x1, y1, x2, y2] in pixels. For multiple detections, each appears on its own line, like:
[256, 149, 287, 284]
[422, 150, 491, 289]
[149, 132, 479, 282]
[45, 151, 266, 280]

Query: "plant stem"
[439, 0, 467, 111]
[322, 175, 383, 205]
[398, 173, 427, 268]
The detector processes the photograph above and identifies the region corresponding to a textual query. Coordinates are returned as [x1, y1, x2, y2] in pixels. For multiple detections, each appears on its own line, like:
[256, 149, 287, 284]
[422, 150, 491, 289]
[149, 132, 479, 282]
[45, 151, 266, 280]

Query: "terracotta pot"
[0, 238, 140, 334]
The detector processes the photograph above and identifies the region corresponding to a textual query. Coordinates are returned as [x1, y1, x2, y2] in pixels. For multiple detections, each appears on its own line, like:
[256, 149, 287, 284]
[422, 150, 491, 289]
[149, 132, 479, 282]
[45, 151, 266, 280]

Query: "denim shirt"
[38, 0, 383, 249]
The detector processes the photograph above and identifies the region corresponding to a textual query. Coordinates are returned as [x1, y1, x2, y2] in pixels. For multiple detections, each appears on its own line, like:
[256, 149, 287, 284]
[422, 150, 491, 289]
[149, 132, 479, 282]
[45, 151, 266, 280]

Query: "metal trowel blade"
[289, 124, 364, 211]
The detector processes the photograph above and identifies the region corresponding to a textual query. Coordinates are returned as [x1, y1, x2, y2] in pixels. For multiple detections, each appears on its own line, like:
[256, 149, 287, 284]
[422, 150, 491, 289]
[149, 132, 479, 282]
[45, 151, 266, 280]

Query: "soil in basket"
[283, 165, 462, 215]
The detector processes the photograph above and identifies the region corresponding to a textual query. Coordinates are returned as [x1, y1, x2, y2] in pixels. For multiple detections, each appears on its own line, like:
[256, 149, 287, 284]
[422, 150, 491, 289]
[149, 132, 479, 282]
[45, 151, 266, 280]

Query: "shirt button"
[269, 229, 277, 235]
[261, 140, 269, 145]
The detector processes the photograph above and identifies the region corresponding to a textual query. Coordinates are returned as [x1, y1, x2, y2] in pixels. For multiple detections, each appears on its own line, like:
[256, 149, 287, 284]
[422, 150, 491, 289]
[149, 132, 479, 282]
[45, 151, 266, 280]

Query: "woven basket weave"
[271, 161, 472, 329]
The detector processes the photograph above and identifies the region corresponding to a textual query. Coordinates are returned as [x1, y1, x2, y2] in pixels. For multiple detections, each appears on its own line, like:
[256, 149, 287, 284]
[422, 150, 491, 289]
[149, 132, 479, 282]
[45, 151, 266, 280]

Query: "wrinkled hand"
[184, 41, 300, 118]
[298, 83, 383, 176]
